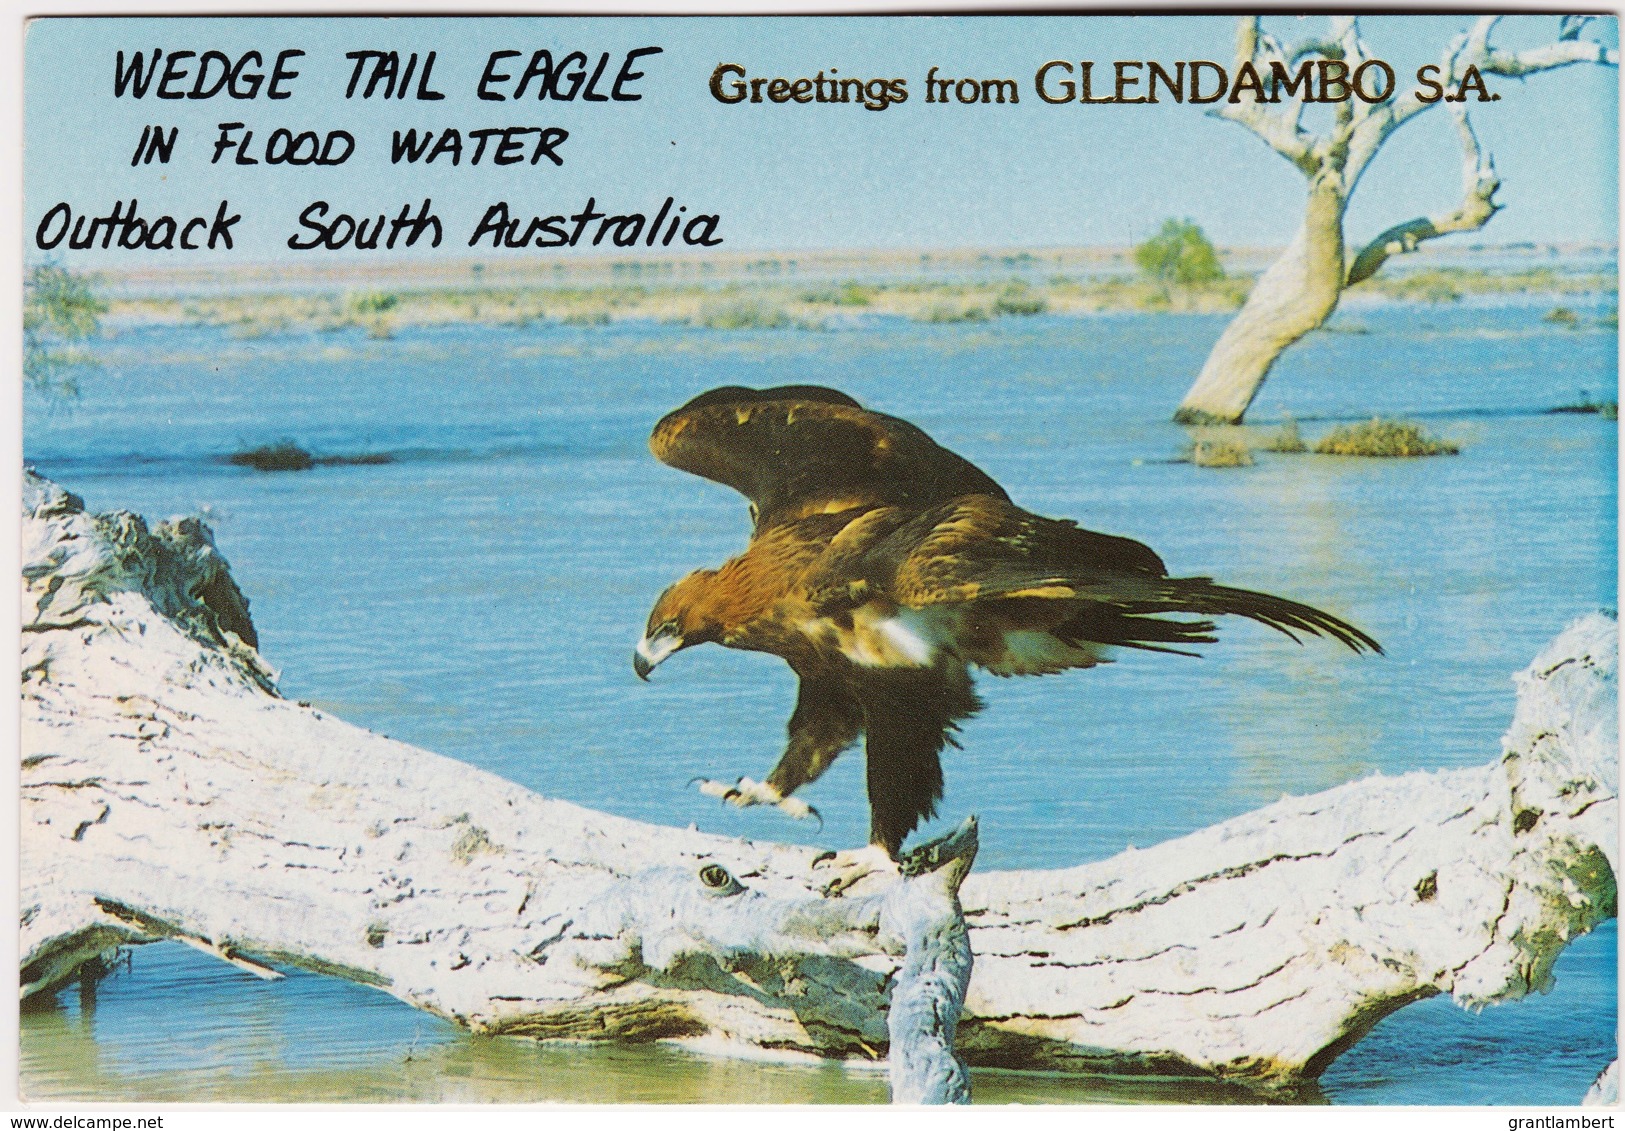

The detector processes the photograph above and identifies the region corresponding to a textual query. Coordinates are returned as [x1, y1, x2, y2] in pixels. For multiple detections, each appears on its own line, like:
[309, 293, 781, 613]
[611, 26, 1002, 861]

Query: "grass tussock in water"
[799, 282, 874, 307]
[1313, 419, 1460, 458]
[1550, 395, 1619, 420]
[992, 282, 1047, 317]
[1185, 431, 1254, 468]
[692, 297, 808, 331]
[227, 441, 315, 472]
[921, 302, 992, 324]
[225, 442, 395, 471]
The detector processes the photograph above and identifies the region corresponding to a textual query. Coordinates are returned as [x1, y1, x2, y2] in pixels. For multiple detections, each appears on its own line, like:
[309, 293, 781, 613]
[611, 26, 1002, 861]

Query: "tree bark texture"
[1172, 175, 1347, 425]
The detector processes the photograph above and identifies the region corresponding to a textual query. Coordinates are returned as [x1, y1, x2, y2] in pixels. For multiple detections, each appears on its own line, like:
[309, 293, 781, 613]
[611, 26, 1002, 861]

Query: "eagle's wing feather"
[881, 496, 1168, 604]
[650, 385, 1009, 529]
[878, 496, 1381, 654]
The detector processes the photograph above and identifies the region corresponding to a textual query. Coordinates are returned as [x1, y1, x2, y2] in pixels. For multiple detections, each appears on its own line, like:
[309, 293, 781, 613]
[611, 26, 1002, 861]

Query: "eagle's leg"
[694, 669, 861, 825]
[816, 664, 982, 897]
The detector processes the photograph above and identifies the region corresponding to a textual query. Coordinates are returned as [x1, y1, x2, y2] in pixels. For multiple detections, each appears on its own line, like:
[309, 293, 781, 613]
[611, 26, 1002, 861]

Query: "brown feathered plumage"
[636, 385, 1380, 859]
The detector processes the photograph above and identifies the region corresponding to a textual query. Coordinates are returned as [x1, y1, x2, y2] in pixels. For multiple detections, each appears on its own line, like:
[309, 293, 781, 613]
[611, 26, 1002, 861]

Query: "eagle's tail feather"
[1048, 580, 1379, 655]
[1054, 610, 1218, 656]
[1106, 639, 1207, 659]
[1150, 578, 1383, 655]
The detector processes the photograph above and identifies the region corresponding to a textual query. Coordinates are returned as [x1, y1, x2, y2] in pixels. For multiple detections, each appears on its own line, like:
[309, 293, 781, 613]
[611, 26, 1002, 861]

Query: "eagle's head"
[635, 570, 725, 679]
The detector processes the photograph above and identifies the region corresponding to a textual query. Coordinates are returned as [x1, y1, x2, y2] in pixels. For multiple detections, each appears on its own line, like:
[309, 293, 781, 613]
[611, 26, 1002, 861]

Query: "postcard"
[16, 12, 1619, 1110]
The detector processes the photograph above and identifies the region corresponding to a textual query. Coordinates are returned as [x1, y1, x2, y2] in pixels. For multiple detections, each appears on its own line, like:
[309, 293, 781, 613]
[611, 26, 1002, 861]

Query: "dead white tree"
[1174, 15, 1618, 425]
[19, 472, 1617, 1100]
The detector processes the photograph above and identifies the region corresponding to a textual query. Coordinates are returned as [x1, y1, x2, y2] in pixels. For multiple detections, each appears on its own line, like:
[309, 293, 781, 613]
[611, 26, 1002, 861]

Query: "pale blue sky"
[23, 14, 1619, 266]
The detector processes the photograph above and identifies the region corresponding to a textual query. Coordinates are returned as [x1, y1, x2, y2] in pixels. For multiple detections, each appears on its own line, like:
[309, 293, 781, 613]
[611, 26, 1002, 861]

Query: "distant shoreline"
[66, 240, 1620, 300]
[77, 243, 1617, 338]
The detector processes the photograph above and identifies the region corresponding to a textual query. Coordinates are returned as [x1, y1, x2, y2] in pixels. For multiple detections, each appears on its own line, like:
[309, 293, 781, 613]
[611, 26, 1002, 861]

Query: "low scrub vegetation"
[1185, 432, 1254, 468]
[87, 254, 1616, 339]
[1550, 395, 1619, 420]
[1313, 419, 1460, 458]
[24, 264, 105, 396]
[226, 442, 315, 472]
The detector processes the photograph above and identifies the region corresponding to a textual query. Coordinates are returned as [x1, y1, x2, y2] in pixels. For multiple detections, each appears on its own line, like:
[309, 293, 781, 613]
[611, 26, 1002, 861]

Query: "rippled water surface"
[20, 295, 1618, 1104]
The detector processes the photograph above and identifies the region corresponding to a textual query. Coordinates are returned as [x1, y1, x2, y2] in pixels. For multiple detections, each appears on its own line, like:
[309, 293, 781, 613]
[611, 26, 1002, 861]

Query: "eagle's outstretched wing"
[872, 496, 1382, 655]
[650, 385, 1009, 529]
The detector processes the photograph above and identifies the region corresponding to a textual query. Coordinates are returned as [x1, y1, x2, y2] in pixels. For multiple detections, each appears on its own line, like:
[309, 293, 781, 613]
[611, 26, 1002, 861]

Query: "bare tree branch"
[1346, 105, 1501, 287]
[1482, 31, 1619, 76]
[1323, 17, 1363, 174]
[1183, 14, 1615, 423]
[1209, 17, 1322, 175]
[1381, 15, 1618, 142]
[1225, 15, 1621, 189]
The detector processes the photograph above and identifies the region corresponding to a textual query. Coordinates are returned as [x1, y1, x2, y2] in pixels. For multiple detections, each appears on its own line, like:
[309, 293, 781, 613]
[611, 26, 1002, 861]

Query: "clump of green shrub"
[694, 298, 798, 330]
[24, 263, 105, 396]
[227, 441, 315, 472]
[1186, 432, 1254, 468]
[1135, 219, 1225, 288]
[1544, 306, 1582, 328]
[1313, 419, 1459, 458]
[921, 303, 991, 324]
[993, 283, 1047, 316]
[348, 291, 400, 314]
[803, 281, 874, 307]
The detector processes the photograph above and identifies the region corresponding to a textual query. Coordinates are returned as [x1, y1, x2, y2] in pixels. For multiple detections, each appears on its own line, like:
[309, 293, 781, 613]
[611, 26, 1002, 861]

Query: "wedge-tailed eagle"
[634, 385, 1379, 880]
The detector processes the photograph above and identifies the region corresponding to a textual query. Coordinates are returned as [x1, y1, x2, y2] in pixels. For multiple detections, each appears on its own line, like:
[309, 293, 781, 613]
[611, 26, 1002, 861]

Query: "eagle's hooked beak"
[634, 624, 684, 680]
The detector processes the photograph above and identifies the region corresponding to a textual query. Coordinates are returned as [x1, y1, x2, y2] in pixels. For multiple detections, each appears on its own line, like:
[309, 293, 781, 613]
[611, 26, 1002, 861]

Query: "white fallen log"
[1584, 1060, 1619, 1106]
[19, 471, 1616, 1098]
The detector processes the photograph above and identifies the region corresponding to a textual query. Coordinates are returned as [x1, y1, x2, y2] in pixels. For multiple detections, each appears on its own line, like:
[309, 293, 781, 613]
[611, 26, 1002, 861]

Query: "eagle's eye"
[697, 863, 741, 894]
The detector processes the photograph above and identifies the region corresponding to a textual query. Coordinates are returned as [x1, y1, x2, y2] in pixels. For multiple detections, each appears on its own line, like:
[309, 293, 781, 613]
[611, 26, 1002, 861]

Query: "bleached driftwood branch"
[20, 472, 1616, 1098]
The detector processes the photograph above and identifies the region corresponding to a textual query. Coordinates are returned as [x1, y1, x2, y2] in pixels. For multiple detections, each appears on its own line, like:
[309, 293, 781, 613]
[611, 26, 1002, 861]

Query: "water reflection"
[20, 943, 1273, 1105]
[19, 920, 1615, 1106]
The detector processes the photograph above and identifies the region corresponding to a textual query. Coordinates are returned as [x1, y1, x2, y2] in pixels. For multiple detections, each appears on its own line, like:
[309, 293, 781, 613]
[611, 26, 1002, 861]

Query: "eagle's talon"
[693, 778, 740, 802]
[812, 844, 899, 896]
[693, 776, 816, 821]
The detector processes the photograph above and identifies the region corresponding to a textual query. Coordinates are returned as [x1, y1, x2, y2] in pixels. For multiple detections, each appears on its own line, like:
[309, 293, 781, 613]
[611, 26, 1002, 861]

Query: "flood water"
[20, 290, 1619, 1104]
